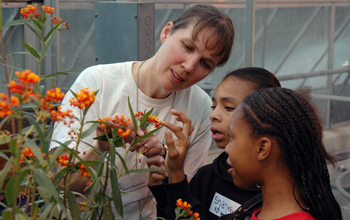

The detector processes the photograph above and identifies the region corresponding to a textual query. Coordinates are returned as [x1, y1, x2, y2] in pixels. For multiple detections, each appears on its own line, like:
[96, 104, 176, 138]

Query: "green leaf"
[128, 97, 138, 134]
[0, 63, 23, 71]
[70, 89, 78, 98]
[35, 169, 69, 219]
[130, 126, 162, 148]
[139, 108, 154, 129]
[5, 169, 30, 206]
[2, 208, 12, 220]
[44, 20, 64, 44]
[42, 69, 77, 80]
[67, 189, 82, 220]
[22, 18, 42, 40]
[26, 117, 50, 168]
[115, 150, 130, 176]
[102, 205, 113, 220]
[0, 151, 9, 160]
[9, 138, 18, 155]
[9, 51, 31, 56]
[127, 168, 164, 174]
[21, 40, 40, 61]
[29, 18, 42, 31]
[49, 142, 71, 164]
[23, 137, 44, 164]
[81, 123, 98, 139]
[4, 19, 32, 28]
[109, 141, 116, 167]
[111, 168, 123, 218]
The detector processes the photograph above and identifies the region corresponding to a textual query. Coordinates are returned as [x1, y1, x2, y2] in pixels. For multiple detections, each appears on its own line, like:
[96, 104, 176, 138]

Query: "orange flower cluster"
[16, 70, 40, 85]
[0, 93, 19, 118]
[148, 115, 161, 128]
[113, 115, 131, 137]
[50, 106, 74, 124]
[69, 88, 96, 110]
[79, 163, 92, 185]
[57, 154, 72, 166]
[40, 88, 65, 111]
[41, 5, 54, 14]
[20, 147, 52, 163]
[8, 70, 39, 100]
[176, 199, 200, 220]
[135, 111, 161, 128]
[135, 111, 144, 120]
[98, 117, 110, 129]
[80, 202, 87, 212]
[20, 4, 40, 19]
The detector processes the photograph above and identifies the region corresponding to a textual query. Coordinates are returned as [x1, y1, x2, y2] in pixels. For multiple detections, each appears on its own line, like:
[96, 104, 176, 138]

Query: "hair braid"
[241, 87, 342, 220]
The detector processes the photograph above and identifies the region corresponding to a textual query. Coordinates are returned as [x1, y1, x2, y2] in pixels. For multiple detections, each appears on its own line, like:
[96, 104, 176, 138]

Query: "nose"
[182, 56, 198, 74]
[210, 107, 221, 122]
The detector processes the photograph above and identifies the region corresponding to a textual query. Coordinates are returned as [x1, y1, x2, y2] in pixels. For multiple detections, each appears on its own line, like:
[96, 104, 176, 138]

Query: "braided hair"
[239, 87, 342, 220]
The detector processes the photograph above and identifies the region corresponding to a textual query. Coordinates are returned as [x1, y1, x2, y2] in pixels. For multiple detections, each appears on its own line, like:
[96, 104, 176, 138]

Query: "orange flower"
[69, 88, 96, 110]
[45, 88, 65, 102]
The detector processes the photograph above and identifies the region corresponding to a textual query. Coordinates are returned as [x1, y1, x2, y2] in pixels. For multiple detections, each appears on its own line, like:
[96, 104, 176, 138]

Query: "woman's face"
[210, 78, 254, 149]
[155, 22, 223, 94]
[225, 106, 261, 189]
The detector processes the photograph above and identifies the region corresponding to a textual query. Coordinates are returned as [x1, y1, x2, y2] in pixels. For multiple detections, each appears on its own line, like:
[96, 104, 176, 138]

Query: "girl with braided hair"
[225, 87, 342, 220]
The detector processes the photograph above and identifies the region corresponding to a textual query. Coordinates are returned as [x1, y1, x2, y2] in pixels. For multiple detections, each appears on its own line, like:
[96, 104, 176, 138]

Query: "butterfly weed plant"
[0, 3, 162, 220]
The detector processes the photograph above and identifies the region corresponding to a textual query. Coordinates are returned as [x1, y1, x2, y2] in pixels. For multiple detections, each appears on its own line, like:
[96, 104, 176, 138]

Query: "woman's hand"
[146, 155, 167, 186]
[95, 113, 144, 152]
[161, 110, 193, 183]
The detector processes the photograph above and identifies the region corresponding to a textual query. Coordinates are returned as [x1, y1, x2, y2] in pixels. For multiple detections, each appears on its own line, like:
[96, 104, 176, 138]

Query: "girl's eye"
[225, 106, 235, 111]
[211, 105, 216, 110]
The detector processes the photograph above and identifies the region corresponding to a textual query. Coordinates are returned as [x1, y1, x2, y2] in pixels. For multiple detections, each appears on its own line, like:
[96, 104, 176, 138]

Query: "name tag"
[209, 192, 241, 217]
[118, 172, 149, 206]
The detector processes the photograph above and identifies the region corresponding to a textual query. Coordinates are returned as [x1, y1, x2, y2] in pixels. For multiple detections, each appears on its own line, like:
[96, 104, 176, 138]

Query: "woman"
[50, 4, 234, 220]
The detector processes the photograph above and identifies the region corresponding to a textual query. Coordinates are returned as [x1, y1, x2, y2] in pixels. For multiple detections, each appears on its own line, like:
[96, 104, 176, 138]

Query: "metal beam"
[233, 8, 278, 69]
[274, 7, 321, 75]
[245, 0, 255, 67]
[276, 67, 350, 81]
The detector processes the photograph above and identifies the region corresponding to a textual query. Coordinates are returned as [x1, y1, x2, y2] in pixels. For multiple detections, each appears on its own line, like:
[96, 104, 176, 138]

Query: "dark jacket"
[149, 152, 261, 220]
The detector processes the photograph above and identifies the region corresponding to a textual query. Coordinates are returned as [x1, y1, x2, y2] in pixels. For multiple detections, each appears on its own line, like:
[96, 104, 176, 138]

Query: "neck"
[258, 171, 307, 219]
[132, 59, 172, 99]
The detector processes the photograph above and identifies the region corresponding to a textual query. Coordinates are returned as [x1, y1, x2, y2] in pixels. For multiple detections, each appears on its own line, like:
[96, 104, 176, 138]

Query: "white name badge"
[209, 192, 241, 217]
[117, 172, 149, 206]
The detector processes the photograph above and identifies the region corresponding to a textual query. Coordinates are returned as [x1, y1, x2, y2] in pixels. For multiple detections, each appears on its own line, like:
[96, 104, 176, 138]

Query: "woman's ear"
[256, 137, 272, 161]
[160, 22, 174, 43]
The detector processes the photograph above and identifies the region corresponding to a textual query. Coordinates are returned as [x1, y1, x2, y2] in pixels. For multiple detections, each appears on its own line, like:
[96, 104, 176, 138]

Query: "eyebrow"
[212, 96, 239, 103]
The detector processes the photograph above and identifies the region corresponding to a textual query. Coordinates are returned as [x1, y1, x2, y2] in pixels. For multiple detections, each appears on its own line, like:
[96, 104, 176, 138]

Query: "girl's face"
[155, 22, 223, 94]
[225, 106, 261, 189]
[210, 78, 255, 149]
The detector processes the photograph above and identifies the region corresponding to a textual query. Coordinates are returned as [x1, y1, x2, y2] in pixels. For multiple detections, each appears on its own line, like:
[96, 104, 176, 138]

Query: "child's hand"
[147, 155, 167, 186]
[161, 110, 193, 183]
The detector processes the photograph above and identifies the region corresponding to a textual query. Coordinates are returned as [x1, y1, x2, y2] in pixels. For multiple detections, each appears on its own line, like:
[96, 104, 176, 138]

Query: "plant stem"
[0, 0, 16, 135]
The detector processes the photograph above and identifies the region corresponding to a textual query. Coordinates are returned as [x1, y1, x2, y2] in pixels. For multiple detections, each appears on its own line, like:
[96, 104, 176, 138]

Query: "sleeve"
[49, 66, 103, 152]
[161, 176, 201, 220]
[183, 94, 212, 180]
[148, 184, 168, 218]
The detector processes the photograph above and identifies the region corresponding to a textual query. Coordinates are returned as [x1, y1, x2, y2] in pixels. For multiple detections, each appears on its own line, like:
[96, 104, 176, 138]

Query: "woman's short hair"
[171, 4, 234, 67]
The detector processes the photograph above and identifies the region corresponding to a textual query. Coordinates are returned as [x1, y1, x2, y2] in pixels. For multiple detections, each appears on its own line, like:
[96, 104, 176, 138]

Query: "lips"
[171, 69, 185, 83]
[210, 126, 224, 141]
